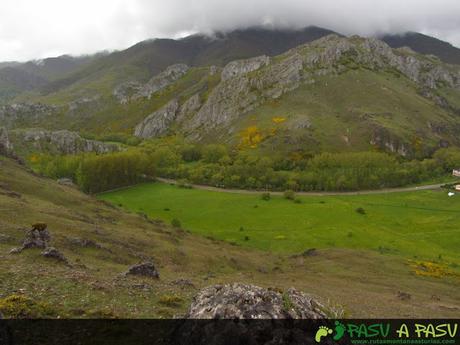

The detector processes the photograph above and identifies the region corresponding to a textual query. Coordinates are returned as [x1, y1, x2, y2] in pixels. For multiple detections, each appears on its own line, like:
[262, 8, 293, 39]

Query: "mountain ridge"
[2, 26, 460, 104]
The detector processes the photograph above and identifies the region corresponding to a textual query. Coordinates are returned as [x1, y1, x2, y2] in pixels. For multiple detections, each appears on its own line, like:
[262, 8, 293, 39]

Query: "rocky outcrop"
[186, 75, 256, 131]
[134, 99, 179, 138]
[114, 64, 189, 104]
[185, 53, 304, 132]
[10, 129, 119, 155]
[0, 103, 56, 129]
[185, 283, 330, 319]
[305, 35, 460, 90]
[177, 94, 201, 122]
[138, 64, 189, 99]
[10, 225, 51, 254]
[125, 262, 159, 278]
[0, 127, 13, 156]
[22, 227, 51, 250]
[113, 81, 144, 104]
[221, 55, 270, 81]
[41, 247, 68, 263]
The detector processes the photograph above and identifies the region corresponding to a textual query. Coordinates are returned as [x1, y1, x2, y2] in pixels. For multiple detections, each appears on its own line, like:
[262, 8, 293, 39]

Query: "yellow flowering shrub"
[240, 126, 265, 148]
[272, 117, 286, 124]
[408, 260, 459, 279]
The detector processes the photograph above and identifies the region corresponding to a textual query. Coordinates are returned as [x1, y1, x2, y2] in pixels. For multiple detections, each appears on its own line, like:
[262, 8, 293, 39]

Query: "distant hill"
[3, 27, 460, 101]
[40, 26, 339, 95]
[0, 67, 47, 101]
[0, 54, 104, 101]
[382, 32, 460, 65]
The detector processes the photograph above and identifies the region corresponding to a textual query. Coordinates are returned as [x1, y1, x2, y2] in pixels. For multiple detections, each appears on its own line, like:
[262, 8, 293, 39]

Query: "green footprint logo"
[315, 326, 333, 343]
[333, 321, 346, 341]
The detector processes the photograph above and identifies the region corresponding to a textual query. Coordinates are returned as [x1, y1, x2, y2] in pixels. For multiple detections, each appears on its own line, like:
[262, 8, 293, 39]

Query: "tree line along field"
[98, 182, 460, 267]
[33, 142, 460, 194]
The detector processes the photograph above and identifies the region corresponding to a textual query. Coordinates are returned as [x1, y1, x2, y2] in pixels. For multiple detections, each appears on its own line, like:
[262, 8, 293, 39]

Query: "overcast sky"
[1, 0, 459, 62]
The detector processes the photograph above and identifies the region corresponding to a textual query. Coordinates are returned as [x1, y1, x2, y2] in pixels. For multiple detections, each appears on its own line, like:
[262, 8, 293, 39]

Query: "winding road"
[156, 177, 451, 196]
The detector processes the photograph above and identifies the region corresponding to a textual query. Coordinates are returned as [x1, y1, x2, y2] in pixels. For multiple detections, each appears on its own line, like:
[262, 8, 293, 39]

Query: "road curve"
[156, 177, 449, 196]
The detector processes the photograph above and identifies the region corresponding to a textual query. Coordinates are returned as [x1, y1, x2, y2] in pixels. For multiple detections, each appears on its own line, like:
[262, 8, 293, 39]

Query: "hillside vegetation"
[1, 157, 460, 318]
[3, 34, 459, 163]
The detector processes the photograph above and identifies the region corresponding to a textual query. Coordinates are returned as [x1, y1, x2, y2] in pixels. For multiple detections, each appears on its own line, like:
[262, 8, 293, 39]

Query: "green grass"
[2, 157, 460, 318]
[99, 182, 460, 264]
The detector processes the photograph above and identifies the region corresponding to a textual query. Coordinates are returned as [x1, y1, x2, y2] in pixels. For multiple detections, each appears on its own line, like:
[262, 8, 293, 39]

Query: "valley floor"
[1, 157, 459, 318]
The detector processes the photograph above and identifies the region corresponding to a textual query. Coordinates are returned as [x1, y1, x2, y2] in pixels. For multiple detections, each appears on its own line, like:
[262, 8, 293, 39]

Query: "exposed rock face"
[134, 99, 179, 138]
[177, 94, 201, 122]
[0, 127, 13, 156]
[186, 75, 256, 131]
[138, 64, 189, 99]
[11, 129, 119, 155]
[221, 55, 270, 81]
[41, 247, 67, 263]
[114, 64, 189, 104]
[113, 81, 144, 104]
[125, 262, 159, 278]
[0, 103, 56, 129]
[185, 283, 329, 319]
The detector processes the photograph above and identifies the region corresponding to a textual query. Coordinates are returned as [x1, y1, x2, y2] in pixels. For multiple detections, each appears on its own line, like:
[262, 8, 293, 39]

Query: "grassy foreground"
[99, 182, 460, 264]
[1, 157, 460, 318]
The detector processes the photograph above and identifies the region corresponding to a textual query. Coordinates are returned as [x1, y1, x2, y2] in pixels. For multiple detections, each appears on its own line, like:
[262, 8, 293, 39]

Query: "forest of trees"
[35, 140, 460, 194]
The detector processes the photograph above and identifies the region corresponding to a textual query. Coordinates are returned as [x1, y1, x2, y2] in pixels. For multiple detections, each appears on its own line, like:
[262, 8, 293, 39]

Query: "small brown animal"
[32, 222, 47, 231]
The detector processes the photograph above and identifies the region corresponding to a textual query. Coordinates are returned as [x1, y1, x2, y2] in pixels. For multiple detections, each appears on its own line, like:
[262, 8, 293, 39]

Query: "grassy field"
[1, 157, 460, 318]
[99, 182, 460, 264]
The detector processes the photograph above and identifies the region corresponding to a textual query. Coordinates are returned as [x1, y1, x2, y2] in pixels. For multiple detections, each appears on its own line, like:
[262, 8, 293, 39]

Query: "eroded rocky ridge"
[133, 35, 460, 142]
[0, 103, 57, 129]
[8, 128, 119, 155]
[113, 64, 190, 104]
[134, 99, 180, 138]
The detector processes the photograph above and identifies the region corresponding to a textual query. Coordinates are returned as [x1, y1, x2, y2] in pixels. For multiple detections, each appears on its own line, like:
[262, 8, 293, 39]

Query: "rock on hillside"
[0, 127, 13, 155]
[114, 64, 189, 104]
[9, 128, 119, 155]
[134, 99, 179, 138]
[221, 55, 270, 81]
[185, 283, 330, 319]
[0, 103, 57, 129]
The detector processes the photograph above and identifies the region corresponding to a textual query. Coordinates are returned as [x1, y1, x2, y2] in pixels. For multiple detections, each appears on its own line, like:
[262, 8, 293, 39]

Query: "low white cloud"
[0, 0, 459, 61]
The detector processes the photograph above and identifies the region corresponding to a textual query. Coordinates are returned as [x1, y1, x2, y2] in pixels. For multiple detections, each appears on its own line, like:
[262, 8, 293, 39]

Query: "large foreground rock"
[186, 283, 329, 319]
[175, 283, 335, 344]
